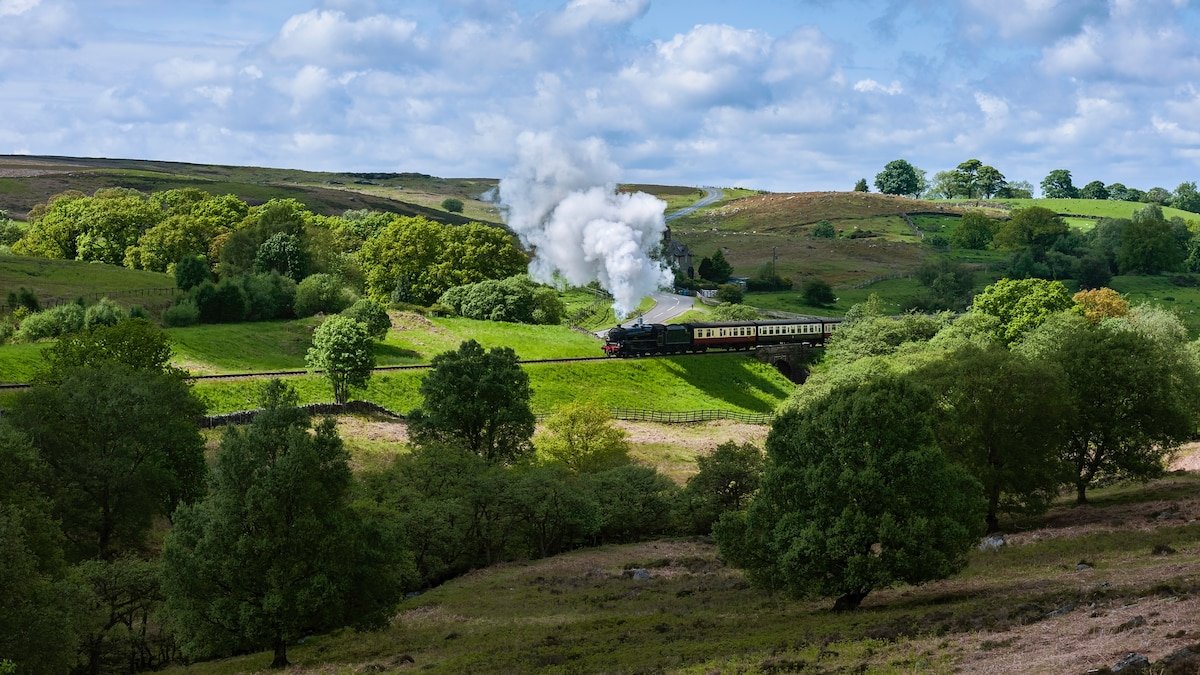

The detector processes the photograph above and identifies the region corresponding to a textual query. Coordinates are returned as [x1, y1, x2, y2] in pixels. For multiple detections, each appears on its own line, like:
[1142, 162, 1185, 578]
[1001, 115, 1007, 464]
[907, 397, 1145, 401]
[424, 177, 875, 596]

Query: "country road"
[623, 291, 695, 327]
[665, 186, 723, 222]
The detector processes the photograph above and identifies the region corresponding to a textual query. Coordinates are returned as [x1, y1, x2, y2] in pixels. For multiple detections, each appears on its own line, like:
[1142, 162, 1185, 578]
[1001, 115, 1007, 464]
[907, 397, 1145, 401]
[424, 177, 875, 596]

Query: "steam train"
[602, 318, 840, 357]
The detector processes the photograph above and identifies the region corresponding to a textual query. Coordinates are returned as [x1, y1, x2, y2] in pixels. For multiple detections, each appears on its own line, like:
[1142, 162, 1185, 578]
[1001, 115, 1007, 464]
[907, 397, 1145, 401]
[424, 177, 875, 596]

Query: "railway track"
[0, 350, 748, 390]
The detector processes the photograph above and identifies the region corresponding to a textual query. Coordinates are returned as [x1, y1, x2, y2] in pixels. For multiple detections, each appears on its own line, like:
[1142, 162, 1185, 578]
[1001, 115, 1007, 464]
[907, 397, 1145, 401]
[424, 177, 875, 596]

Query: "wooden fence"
[608, 408, 773, 424]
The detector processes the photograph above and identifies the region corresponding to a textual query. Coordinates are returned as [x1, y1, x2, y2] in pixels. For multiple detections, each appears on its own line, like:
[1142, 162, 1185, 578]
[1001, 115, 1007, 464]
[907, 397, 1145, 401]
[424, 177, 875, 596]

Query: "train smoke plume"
[499, 132, 672, 318]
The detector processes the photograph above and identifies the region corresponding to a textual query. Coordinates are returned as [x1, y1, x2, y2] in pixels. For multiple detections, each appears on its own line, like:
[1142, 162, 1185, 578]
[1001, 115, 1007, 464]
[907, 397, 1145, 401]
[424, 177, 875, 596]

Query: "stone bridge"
[754, 343, 821, 383]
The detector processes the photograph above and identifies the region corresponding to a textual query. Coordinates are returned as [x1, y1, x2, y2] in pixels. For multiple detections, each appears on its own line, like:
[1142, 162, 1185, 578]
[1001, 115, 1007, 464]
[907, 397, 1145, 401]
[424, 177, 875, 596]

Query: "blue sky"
[2, 0, 1199, 192]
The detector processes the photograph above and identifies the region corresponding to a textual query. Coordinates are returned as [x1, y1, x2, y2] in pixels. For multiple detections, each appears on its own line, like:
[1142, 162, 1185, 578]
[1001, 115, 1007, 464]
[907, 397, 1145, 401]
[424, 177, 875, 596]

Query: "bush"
[241, 272, 297, 321]
[191, 279, 249, 323]
[715, 284, 744, 304]
[253, 232, 309, 280]
[677, 441, 764, 535]
[84, 297, 127, 329]
[14, 303, 85, 341]
[6, 287, 39, 312]
[810, 220, 836, 238]
[294, 273, 354, 317]
[438, 276, 563, 325]
[441, 198, 464, 213]
[925, 233, 950, 250]
[802, 278, 836, 306]
[162, 300, 200, 327]
[174, 255, 211, 291]
[584, 465, 678, 544]
[710, 303, 759, 321]
[340, 298, 391, 340]
[128, 305, 150, 319]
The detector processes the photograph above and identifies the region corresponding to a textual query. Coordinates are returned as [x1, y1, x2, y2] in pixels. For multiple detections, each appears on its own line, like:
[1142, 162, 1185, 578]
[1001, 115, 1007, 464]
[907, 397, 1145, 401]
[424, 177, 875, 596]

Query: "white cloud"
[153, 58, 229, 87]
[763, 26, 836, 83]
[548, 0, 648, 34]
[853, 79, 903, 95]
[0, 0, 40, 16]
[618, 24, 772, 109]
[270, 9, 419, 67]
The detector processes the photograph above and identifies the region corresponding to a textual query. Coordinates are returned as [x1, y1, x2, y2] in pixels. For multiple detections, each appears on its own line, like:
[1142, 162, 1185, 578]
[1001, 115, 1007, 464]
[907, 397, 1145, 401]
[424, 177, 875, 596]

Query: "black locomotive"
[603, 318, 839, 356]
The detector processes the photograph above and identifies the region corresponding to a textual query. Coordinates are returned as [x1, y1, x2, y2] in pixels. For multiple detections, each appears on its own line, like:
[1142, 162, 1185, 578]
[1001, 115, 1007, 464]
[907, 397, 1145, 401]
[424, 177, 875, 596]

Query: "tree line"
[866, 159, 1200, 212]
[716, 279, 1200, 609]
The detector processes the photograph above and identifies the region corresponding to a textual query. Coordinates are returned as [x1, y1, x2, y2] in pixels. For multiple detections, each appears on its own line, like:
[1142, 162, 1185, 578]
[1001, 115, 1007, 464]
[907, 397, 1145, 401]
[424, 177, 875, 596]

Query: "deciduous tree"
[306, 315, 375, 404]
[970, 277, 1073, 343]
[874, 159, 922, 197]
[537, 401, 631, 473]
[1040, 169, 1078, 198]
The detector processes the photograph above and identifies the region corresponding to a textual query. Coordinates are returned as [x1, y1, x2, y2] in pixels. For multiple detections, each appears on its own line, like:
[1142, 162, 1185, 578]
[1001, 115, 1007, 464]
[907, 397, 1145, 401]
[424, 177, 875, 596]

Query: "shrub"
[241, 272, 297, 321]
[191, 280, 249, 323]
[14, 303, 85, 341]
[6, 287, 39, 312]
[253, 232, 309, 280]
[584, 465, 678, 544]
[802, 278, 836, 306]
[677, 441, 764, 535]
[294, 273, 354, 317]
[84, 297, 127, 329]
[162, 300, 200, 327]
[128, 305, 150, 319]
[174, 255, 211, 291]
[710, 303, 759, 321]
[340, 298, 391, 340]
[810, 220, 836, 238]
[441, 198, 464, 213]
[438, 276, 562, 325]
[715, 284, 744, 304]
[925, 233, 950, 250]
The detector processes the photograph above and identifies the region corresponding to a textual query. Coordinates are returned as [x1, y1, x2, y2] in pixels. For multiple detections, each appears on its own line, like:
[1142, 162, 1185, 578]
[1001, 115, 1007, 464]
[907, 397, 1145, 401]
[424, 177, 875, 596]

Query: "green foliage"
[161, 299, 200, 327]
[218, 198, 312, 278]
[14, 303, 85, 342]
[874, 159, 922, 197]
[294, 272, 354, 318]
[239, 271, 297, 321]
[0, 422, 82, 674]
[801, 278, 836, 306]
[41, 318, 174, 380]
[12, 366, 205, 560]
[677, 441, 763, 535]
[1117, 204, 1185, 274]
[174, 255, 211, 291]
[83, 296, 126, 330]
[1173, 181, 1200, 213]
[825, 309, 949, 365]
[1018, 310, 1200, 503]
[717, 374, 984, 610]
[306, 315, 376, 403]
[746, 261, 792, 291]
[6, 287, 39, 312]
[14, 189, 161, 264]
[992, 206, 1068, 250]
[72, 556, 177, 673]
[970, 278, 1073, 343]
[253, 231, 309, 280]
[505, 463, 602, 558]
[439, 275, 564, 325]
[537, 401, 632, 473]
[360, 218, 527, 305]
[163, 381, 408, 667]
[1075, 254, 1113, 289]
[704, 249, 733, 283]
[1080, 180, 1109, 200]
[441, 197, 465, 213]
[810, 220, 836, 238]
[915, 345, 1069, 531]
[1040, 169, 1078, 198]
[709, 303, 759, 320]
[191, 278, 249, 323]
[853, 178, 869, 192]
[340, 298, 391, 340]
[950, 211, 996, 250]
[408, 340, 534, 463]
[715, 283, 743, 304]
[913, 259, 974, 310]
[583, 464, 677, 543]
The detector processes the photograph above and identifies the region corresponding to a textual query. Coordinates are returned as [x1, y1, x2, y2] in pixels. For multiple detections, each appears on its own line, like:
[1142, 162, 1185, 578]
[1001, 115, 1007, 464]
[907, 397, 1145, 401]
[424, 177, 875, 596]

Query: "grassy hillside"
[192, 353, 793, 415]
[0, 254, 175, 307]
[166, 470, 1200, 674]
[981, 197, 1199, 223]
[0, 155, 498, 224]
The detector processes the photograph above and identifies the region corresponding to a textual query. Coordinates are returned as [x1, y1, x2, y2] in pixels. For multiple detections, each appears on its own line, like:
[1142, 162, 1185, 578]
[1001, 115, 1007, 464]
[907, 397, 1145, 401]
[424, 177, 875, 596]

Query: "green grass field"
[0, 254, 174, 306]
[192, 353, 793, 415]
[945, 197, 1200, 223]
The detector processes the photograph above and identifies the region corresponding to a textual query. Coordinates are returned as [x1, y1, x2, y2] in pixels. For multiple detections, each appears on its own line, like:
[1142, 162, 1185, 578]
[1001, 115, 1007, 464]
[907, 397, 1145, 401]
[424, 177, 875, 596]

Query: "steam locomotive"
[602, 318, 840, 357]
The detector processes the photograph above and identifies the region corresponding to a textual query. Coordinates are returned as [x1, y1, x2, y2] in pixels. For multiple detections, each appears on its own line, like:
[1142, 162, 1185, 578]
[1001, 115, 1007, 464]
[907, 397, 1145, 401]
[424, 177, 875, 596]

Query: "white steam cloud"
[499, 132, 673, 318]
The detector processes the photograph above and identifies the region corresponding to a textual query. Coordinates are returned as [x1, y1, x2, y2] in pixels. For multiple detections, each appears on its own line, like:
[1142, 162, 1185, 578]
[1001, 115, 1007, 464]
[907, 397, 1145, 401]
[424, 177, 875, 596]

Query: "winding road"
[665, 186, 723, 222]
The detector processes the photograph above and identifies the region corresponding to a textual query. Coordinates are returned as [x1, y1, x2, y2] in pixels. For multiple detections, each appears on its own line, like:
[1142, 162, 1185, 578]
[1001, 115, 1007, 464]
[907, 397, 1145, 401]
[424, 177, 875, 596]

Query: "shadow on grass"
[373, 342, 421, 363]
[662, 354, 792, 413]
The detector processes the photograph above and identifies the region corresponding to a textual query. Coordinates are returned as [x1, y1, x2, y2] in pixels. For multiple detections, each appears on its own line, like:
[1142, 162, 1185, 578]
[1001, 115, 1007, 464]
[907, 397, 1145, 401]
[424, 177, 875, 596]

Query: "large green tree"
[40, 318, 175, 381]
[305, 315, 376, 404]
[992, 206, 1068, 250]
[162, 381, 407, 668]
[1117, 204, 1185, 274]
[1040, 169, 1079, 198]
[874, 159, 922, 197]
[409, 340, 535, 462]
[1018, 310, 1200, 503]
[12, 366, 206, 560]
[970, 277, 1073, 343]
[716, 374, 984, 610]
[950, 211, 996, 249]
[917, 345, 1069, 532]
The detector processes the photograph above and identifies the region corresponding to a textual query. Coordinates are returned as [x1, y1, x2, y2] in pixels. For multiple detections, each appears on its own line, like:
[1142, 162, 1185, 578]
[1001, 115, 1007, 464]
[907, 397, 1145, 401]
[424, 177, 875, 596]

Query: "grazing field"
[192, 353, 794, 416]
[946, 197, 1200, 224]
[165, 470, 1200, 674]
[0, 254, 174, 306]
